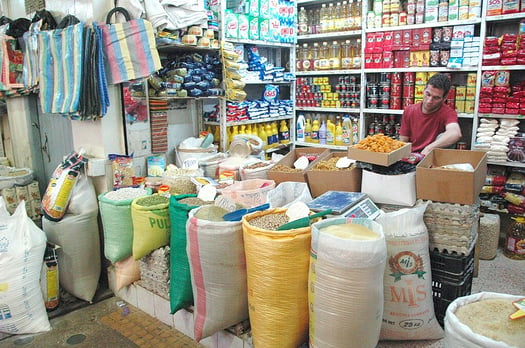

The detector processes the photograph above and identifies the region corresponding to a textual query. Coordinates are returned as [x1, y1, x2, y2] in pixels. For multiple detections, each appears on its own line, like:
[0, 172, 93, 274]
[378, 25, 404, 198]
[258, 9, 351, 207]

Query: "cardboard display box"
[416, 148, 488, 205]
[361, 170, 416, 206]
[306, 152, 362, 198]
[347, 142, 412, 167]
[268, 148, 330, 185]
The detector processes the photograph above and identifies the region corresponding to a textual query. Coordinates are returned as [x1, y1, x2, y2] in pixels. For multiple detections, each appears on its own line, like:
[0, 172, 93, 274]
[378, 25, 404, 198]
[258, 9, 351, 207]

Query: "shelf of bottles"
[296, 111, 361, 148]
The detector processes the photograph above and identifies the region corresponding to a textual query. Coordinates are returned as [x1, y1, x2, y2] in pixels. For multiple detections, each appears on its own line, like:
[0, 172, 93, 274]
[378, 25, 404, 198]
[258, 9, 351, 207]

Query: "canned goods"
[403, 83, 415, 98]
[415, 13, 424, 24]
[379, 96, 390, 108]
[367, 96, 379, 108]
[415, 85, 425, 98]
[399, 11, 407, 25]
[402, 97, 414, 107]
[391, 72, 402, 84]
[415, 72, 428, 85]
[379, 82, 391, 96]
[403, 72, 415, 84]
[391, 83, 402, 96]
[391, 13, 399, 26]
[367, 83, 379, 96]
[407, 14, 415, 24]
[390, 96, 402, 109]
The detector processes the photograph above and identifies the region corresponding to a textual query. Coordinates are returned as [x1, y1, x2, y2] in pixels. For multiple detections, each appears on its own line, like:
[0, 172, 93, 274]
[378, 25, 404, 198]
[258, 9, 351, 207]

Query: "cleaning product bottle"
[335, 118, 344, 145]
[279, 120, 290, 144]
[259, 123, 268, 149]
[227, 126, 233, 143]
[319, 119, 327, 144]
[271, 121, 279, 146]
[296, 113, 306, 142]
[311, 118, 320, 143]
[342, 115, 352, 144]
[305, 117, 313, 142]
[232, 125, 239, 139]
[240, 124, 247, 135]
[265, 123, 274, 147]
[326, 118, 335, 145]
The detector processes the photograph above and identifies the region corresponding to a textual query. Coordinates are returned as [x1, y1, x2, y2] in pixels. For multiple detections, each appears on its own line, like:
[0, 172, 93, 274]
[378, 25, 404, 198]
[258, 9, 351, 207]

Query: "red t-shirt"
[399, 103, 458, 153]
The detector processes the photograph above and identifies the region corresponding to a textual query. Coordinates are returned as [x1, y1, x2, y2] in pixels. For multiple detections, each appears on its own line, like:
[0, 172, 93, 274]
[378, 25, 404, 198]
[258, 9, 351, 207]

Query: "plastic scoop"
[222, 203, 270, 221]
[276, 209, 333, 230]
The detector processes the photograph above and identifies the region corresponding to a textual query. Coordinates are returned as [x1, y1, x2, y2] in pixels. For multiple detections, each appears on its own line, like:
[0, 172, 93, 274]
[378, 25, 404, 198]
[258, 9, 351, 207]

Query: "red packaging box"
[372, 53, 383, 68]
[506, 108, 519, 114]
[375, 32, 385, 52]
[403, 29, 412, 45]
[394, 50, 411, 68]
[393, 31, 403, 46]
[421, 27, 432, 44]
[365, 33, 376, 53]
[382, 51, 395, 68]
[383, 31, 394, 50]
[365, 53, 374, 68]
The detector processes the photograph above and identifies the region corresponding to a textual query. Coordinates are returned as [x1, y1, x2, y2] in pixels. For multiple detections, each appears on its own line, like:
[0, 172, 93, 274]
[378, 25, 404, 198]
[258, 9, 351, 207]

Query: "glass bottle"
[504, 216, 525, 260]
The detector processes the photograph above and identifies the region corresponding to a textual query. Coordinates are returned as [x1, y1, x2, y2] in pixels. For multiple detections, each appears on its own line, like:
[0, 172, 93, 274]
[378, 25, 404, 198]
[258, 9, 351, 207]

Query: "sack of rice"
[309, 217, 386, 348]
[376, 201, 444, 340]
[445, 292, 525, 348]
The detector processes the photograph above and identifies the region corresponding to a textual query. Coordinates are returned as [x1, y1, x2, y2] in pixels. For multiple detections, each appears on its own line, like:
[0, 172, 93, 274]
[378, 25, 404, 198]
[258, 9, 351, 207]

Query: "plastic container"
[220, 179, 276, 207]
[504, 216, 525, 260]
[296, 114, 306, 142]
[478, 213, 500, 260]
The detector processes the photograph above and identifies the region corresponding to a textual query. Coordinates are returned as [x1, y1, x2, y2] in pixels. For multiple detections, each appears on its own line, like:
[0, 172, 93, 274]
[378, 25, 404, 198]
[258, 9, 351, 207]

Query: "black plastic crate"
[430, 247, 475, 275]
[432, 264, 474, 326]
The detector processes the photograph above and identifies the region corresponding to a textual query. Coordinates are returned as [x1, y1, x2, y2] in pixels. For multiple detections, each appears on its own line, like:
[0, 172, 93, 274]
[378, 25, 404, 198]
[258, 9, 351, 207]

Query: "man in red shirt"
[399, 73, 462, 156]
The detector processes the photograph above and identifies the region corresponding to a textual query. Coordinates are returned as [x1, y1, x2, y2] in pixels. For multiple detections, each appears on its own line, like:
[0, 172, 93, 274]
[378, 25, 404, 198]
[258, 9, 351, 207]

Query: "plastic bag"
[265, 181, 312, 208]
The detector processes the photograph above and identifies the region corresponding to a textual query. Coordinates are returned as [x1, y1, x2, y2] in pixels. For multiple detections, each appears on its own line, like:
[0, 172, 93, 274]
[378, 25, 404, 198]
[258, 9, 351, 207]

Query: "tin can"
[367, 96, 379, 108]
[402, 97, 414, 107]
[390, 96, 402, 109]
[380, 96, 390, 108]
[391, 83, 402, 96]
[399, 11, 408, 25]
[403, 72, 415, 84]
[403, 83, 415, 98]
[367, 83, 379, 96]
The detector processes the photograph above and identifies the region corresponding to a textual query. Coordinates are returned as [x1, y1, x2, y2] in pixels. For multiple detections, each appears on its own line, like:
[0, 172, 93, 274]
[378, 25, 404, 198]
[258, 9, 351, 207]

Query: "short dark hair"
[427, 73, 451, 98]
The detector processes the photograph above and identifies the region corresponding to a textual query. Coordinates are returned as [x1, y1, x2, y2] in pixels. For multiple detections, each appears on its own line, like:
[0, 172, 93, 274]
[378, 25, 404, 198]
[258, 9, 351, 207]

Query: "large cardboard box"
[306, 152, 362, 197]
[268, 148, 330, 184]
[347, 143, 412, 166]
[361, 170, 416, 206]
[416, 148, 487, 205]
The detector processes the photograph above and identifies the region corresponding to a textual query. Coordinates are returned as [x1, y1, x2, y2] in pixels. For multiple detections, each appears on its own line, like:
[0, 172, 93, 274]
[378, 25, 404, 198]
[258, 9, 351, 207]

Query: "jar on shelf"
[504, 216, 525, 260]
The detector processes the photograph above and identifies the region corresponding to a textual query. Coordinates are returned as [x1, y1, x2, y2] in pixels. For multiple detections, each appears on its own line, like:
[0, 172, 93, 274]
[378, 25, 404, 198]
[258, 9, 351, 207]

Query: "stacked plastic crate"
[423, 201, 480, 326]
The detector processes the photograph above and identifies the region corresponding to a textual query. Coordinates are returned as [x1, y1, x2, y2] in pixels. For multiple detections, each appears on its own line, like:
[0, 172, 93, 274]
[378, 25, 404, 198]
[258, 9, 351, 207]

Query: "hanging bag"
[98, 7, 161, 84]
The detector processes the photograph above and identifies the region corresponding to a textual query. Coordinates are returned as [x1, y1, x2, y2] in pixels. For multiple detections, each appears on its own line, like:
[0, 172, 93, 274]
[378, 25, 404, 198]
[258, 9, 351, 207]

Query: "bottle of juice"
[305, 117, 313, 142]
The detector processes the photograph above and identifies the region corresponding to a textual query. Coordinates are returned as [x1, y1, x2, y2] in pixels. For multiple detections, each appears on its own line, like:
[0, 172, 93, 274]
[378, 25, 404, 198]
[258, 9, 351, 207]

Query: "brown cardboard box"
[416, 148, 487, 205]
[268, 148, 330, 185]
[347, 142, 412, 167]
[306, 152, 362, 197]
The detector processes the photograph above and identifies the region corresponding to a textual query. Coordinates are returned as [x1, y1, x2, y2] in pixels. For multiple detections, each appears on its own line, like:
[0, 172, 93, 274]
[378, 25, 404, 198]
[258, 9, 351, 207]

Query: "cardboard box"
[416, 148, 487, 205]
[306, 152, 362, 197]
[347, 142, 412, 166]
[362, 170, 416, 206]
[268, 148, 330, 185]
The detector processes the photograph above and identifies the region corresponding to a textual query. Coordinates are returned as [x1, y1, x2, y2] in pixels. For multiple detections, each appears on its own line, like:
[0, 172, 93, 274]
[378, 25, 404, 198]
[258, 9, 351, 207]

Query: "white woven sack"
[0, 198, 51, 334]
[43, 172, 100, 302]
[376, 201, 444, 340]
[186, 207, 249, 342]
[444, 292, 524, 348]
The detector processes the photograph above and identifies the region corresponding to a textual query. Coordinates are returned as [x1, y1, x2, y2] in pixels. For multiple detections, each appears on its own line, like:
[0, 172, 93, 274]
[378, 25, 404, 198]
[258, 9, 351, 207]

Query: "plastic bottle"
[341, 1, 350, 30]
[326, 118, 335, 145]
[213, 126, 220, 145]
[302, 43, 312, 71]
[355, 0, 362, 29]
[320, 3, 329, 33]
[259, 123, 268, 149]
[232, 125, 239, 139]
[351, 117, 359, 144]
[504, 216, 525, 260]
[327, 3, 336, 32]
[342, 115, 352, 144]
[227, 126, 233, 143]
[329, 40, 341, 70]
[305, 117, 313, 142]
[298, 7, 308, 35]
[335, 118, 344, 145]
[335, 2, 343, 32]
[279, 120, 290, 144]
[348, 0, 356, 29]
[296, 44, 304, 72]
[311, 118, 320, 143]
[352, 39, 362, 68]
[319, 119, 327, 144]
[314, 8, 321, 34]
[240, 124, 247, 135]
[271, 121, 279, 146]
[311, 42, 320, 70]
[341, 40, 353, 69]
[296, 113, 306, 142]
[318, 41, 330, 70]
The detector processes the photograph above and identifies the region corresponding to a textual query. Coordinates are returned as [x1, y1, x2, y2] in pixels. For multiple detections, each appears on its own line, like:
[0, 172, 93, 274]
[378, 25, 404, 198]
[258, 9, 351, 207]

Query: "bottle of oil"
[327, 3, 336, 32]
[329, 40, 341, 70]
[301, 43, 312, 71]
[311, 42, 320, 70]
[352, 39, 362, 68]
[318, 41, 330, 70]
[320, 3, 329, 33]
[504, 216, 525, 260]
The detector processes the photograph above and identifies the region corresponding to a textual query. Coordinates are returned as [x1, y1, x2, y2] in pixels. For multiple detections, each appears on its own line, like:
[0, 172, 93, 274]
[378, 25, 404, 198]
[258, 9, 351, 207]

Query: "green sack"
[169, 194, 199, 314]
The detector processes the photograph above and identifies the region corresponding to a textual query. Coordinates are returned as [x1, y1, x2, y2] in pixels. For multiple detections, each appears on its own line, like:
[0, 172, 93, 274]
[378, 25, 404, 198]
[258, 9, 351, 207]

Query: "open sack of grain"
[445, 292, 525, 348]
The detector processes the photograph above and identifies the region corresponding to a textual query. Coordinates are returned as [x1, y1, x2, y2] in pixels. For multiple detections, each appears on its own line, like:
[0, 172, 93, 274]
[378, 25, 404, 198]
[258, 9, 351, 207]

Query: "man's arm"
[421, 122, 462, 156]
[399, 135, 409, 143]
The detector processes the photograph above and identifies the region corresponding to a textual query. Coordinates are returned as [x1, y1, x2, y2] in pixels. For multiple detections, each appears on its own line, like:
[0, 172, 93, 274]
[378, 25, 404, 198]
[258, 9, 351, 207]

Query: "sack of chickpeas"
[242, 208, 311, 348]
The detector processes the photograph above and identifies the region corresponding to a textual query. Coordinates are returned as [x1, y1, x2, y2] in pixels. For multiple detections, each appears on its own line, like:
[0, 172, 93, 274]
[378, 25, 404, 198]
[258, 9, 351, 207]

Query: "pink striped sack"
[98, 7, 161, 84]
[186, 207, 249, 342]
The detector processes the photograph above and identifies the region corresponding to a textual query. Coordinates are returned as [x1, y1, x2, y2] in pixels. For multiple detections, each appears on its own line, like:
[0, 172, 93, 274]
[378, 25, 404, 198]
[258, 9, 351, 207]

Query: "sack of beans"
[186, 206, 248, 342]
[169, 194, 213, 314]
[242, 208, 311, 348]
[309, 217, 386, 348]
[98, 187, 151, 263]
[131, 194, 170, 260]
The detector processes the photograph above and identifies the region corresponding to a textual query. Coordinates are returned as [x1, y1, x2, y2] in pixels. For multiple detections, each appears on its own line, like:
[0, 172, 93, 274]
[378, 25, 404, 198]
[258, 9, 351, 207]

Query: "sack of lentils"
[131, 194, 170, 260]
[169, 194, 213, 314]
[242, 208, 311, 348]
[98, 187, 151, 263]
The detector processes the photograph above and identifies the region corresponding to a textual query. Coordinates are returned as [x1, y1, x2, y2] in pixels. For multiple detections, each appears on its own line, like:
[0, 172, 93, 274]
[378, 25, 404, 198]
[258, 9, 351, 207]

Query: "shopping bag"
[98, 7, 161, 85]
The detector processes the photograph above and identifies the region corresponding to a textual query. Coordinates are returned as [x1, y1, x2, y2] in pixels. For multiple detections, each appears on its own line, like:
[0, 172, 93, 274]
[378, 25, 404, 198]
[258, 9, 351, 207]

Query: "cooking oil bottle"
[504, 216, 525, 260]
[329, 40, 341, 70]
[318, 41, 330, 70]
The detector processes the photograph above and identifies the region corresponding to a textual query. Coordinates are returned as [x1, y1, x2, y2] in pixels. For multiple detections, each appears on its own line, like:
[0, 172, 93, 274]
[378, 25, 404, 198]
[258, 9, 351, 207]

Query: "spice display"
[312, 156, 354, 171]
[248, 212, 289, 231]
[353, 134, 405, 152]
[270, 164, 303, 173]
[135, 195, 169, 207]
